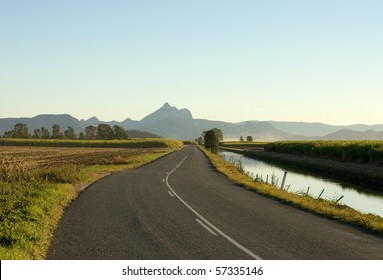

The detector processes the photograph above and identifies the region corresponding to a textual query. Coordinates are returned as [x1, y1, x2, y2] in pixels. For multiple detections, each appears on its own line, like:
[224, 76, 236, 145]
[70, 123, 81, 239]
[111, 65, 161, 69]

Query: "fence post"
[318, 189, 325, 199]
[280, 171, 287, 190]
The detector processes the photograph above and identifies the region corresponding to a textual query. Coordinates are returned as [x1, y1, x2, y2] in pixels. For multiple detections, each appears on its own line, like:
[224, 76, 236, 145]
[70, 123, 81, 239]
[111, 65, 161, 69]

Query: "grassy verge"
[0, 148, 176, 260]
[200, 147, 383, 234]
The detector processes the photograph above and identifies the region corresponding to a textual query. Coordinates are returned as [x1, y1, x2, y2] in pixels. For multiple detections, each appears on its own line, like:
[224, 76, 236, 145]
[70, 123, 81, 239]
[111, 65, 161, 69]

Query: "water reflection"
[220, 150, 383, 217]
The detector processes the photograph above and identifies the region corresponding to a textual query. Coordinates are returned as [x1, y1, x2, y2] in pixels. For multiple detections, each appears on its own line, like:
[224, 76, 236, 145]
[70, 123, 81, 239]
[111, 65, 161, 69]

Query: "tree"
[3, 130, 14, 138]
[64, 126, 77, 139]
[97, 124, 114, 140]
[85, 126, 97, 140]
[12, 123, 29, 138]
[52, 124, 63, 139]
[203, 128, 223, 153]
[246, 135, 253, 142]
[113, 125, 129, 140]
[239, 136, 244, 142]
[196, 137, 203, 145]
[33, 129, 42, 139]
[41, 127, 51, 139]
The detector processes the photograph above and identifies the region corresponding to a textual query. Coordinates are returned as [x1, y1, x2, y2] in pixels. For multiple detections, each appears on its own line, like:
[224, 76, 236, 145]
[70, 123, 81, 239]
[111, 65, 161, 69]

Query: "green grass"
[0, 138, 183, 149]
[0, 147, 177, 259]
[200, 146, 383, 234]
[264, 140, 383, 164]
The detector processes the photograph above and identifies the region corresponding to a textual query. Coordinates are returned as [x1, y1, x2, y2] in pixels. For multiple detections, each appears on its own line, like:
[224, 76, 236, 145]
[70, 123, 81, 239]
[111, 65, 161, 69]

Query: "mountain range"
[1, 102, 382, 141]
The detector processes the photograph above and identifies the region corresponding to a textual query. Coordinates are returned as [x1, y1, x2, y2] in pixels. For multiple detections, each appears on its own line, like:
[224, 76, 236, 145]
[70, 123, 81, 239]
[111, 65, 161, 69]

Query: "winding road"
[47, 146, 383, 259]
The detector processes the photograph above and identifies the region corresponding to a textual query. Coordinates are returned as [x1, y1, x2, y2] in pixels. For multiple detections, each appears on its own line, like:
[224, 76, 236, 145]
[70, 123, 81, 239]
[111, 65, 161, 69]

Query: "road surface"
[47, 145, 383, 259]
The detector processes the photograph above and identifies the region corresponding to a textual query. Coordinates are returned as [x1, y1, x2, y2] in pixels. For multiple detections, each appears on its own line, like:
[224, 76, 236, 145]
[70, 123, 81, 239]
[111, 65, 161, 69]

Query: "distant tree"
[196, 137, 203, 145]
[33, 129, 42, 139]
[97, 124, 114, 140]
[85, 126, 97, 140]
[3, 130, 14, 138]
[64, 126, 77, 139]
[13, 123, 29, 138]
[79, 132, 85, 139]
[41, 127, 51, 139]
[203, 128, 223, 153]
[113, 125, 129, 140]
[240, 136, 244, 142]
[246, 136, 253, 142]
[52, 124, 63, 139]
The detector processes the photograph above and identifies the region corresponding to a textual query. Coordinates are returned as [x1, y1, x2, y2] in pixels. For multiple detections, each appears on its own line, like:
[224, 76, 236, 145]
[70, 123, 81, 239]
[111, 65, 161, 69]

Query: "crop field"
[0, 144, 178, 259]
[0, 138, 183, 149]
[264, 140, 383, 165]
[220, 141, 266, 151]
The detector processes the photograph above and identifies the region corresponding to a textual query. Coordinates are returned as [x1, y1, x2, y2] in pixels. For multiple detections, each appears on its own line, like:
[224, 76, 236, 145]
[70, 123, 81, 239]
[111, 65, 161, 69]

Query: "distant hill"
[319, 129, 383, 140]
[0, 114, 84, 136]
[1, 103, 383, 141]
[269, 121, 383, 139]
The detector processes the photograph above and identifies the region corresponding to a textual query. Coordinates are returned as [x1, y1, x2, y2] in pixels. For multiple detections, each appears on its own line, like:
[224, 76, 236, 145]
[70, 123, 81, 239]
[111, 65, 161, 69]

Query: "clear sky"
[1, 0, 382, 125]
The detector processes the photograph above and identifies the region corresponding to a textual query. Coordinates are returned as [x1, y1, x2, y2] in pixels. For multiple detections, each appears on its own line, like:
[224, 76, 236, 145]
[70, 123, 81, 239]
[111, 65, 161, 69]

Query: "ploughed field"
[0, 146, 162, 168]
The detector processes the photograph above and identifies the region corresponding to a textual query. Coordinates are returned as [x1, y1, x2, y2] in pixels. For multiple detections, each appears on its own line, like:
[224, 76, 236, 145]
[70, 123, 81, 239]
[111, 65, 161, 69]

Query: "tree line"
[2, 123, 130, 140]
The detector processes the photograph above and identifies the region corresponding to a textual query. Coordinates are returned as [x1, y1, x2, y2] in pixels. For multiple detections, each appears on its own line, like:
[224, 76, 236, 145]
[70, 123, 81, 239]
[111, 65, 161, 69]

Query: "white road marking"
[165, 155, 262, 260]
[196, 218, 218, 236]
[168, 190, 174, 197]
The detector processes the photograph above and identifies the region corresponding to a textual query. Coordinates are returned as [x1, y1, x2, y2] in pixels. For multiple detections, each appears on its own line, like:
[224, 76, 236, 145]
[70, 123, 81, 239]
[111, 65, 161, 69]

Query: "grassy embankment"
[200, 146, 383, 234]
[0, 138, 182, 260]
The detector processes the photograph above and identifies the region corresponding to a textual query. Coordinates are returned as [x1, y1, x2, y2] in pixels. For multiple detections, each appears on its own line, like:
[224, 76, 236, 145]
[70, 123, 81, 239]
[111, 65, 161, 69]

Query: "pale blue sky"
[1, 0, 382, 124]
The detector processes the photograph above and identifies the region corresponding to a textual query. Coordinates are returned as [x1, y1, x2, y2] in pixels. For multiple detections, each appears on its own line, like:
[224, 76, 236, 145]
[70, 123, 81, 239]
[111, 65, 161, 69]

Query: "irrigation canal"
[219, 150, 383, 218]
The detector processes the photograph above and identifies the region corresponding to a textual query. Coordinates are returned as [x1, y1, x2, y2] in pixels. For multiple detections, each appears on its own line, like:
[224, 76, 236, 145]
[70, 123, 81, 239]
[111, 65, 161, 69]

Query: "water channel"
[219, 150, 383, 217]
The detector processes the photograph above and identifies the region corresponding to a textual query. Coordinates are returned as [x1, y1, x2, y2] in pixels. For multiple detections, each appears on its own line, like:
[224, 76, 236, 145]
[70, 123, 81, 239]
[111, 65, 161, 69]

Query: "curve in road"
[47, 146, 383, 259]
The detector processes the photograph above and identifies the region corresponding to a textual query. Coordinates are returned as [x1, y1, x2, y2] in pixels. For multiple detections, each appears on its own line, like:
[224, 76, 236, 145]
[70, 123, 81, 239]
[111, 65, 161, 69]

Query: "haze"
[1, 1, 382, 125]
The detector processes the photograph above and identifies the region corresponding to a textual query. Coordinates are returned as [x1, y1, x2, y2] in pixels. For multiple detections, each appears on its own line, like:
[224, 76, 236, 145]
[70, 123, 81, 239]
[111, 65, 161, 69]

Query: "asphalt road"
[47, 145, 383, 259]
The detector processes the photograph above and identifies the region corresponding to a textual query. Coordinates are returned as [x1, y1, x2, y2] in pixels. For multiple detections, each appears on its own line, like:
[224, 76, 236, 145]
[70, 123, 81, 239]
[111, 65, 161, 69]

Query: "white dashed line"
[168, 190, 174, 197]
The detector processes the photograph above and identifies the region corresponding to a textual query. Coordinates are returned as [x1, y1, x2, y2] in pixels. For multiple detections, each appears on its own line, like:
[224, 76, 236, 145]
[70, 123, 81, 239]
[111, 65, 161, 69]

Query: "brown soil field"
[0, 146, 163, 169]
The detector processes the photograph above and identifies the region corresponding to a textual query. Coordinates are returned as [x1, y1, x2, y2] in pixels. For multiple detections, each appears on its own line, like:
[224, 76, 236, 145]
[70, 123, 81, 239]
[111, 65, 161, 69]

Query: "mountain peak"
[140, 103, 193, 124]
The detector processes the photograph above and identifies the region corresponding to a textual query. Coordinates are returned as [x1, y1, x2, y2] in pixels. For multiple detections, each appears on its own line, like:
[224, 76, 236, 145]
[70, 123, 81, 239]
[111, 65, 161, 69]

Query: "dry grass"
[0, 145, 177, 259]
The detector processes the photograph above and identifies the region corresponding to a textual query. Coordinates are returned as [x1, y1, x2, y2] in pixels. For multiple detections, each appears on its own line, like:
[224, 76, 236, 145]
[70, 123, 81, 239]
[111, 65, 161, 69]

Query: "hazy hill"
[0, 114, 84, 136]
[320, 129, 383, 140]
[1, 103, 383, 141]
[269, 121, 383, 138]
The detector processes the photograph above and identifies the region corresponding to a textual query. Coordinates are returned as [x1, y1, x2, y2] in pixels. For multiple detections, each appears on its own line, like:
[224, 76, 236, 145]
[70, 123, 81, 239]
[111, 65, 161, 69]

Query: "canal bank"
[220, 147, 383, 191]
[200, 146, 383, 234]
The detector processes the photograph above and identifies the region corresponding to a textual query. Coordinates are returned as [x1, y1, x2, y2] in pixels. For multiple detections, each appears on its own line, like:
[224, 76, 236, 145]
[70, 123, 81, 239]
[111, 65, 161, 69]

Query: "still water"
[220, 150, 383, 217]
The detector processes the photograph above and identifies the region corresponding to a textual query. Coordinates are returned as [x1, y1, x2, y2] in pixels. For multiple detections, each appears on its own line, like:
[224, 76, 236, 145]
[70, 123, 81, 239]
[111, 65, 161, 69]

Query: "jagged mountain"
[1, 103, 383, 141]
[140, 102, 193, 124]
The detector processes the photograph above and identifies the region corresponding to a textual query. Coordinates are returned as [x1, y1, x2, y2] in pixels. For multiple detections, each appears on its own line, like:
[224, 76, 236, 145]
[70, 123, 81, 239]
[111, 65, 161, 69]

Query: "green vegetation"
[3, 122, 154, 140]
[0, 143, 179, 259]
[265, 140, 383, 165]
[202, 128, 223, 153]
[200, 146, 383, 234]
[0, 138, 183, 149]
[221, 141, 266, 149]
